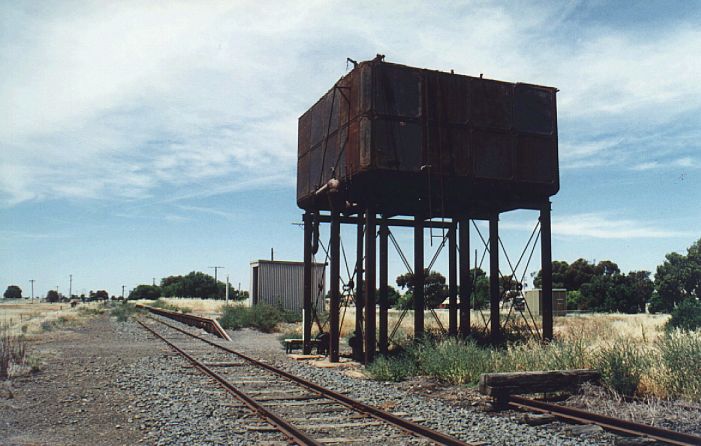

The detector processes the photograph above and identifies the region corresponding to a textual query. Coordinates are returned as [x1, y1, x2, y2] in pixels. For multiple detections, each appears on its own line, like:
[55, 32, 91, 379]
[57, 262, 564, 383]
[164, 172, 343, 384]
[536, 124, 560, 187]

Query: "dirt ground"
[0, 316, 161, 446]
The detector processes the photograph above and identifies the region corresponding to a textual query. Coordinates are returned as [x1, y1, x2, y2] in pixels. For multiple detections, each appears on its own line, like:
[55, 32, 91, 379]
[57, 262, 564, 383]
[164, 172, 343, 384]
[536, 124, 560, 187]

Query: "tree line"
[2, 286, 110, 302]
[359, 237, 701, 315]
[128, 271, 249, 301]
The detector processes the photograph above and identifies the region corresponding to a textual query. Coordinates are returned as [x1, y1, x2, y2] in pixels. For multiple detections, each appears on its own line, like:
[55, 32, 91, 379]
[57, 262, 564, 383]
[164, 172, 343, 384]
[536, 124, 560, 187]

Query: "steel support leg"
[414, 215, 425, 339]
[364, 210, 376, 363]
[459, 218, 470, 337]
[303, 212, 313, 354]
[378, 219, 389, 355]
[329, 211, 341, 362]
[355, 213, 364, 361]
[448, 221, 458, 336]
[541, 202, 553, 342]
[489, 215, 502, 343]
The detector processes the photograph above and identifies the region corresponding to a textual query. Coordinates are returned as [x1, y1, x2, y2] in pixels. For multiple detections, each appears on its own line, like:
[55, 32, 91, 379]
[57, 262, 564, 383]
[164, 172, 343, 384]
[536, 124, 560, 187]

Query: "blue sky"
[1, 1, 700, 297]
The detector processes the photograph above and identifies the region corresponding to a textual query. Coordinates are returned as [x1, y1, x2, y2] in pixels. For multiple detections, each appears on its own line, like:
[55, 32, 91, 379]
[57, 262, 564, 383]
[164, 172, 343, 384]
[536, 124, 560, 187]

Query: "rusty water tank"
[297, 58, 559, 217]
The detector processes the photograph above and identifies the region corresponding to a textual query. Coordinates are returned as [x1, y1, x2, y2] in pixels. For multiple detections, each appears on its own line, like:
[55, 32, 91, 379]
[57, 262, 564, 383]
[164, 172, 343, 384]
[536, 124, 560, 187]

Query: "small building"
[250, 260, 326, 312]
[523, 288, 567, 316]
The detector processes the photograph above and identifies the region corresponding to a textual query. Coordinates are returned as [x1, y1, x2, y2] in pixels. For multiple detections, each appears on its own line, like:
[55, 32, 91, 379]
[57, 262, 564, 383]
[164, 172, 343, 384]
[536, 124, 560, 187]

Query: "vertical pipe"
[329, 211, 341, 362]
[378, 218, 389, 355]
[303, 212, 313, 354]
[355, 213, 364, 361]
[541, 202, 553, 342]
[489, 214, 501, 343]
[414, 215, 425, 339]
[458, 218, 470, 337]
[448, 221, 458, 336]
[364, 209, 376, 363]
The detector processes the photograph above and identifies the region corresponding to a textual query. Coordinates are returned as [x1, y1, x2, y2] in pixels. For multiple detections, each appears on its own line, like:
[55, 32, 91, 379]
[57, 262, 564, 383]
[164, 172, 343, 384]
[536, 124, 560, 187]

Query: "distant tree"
[161, 271, 220, 299]
[128, 285, 162, 300]
[396, 270, 447, 309]
[579, 270, 653, 314]
[653, 238, 701, 312]
[626, 271, 654, 313]
[595, 260, 621, 277]
[533, 260, 569, 289]
[160, 275, 185, 297]
[534, 259, 622, 291]
[3, 285, 22, 299]
[470, 268, 489, 309]
[666, 298, 701, 331]
[385, 285, 401, 307]
[46, 290, 59, 303]
[90, 290, 109, 301]
[228, 288, 249, 301]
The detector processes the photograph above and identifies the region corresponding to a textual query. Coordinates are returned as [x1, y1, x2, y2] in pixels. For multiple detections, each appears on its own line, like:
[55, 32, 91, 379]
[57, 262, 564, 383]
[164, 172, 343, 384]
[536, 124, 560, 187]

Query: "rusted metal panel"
[297, 58, 559, 215]
[472, 130, 514, 180]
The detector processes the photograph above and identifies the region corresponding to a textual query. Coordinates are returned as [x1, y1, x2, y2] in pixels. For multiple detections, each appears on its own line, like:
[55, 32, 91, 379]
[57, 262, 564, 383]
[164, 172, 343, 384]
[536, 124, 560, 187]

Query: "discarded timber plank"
[479, 369, 600, 399]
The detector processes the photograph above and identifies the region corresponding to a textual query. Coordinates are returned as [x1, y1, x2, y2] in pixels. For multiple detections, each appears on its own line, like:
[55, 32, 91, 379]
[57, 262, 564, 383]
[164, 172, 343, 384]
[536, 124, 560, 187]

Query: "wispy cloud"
[554, 213, 691, 239]
[631, 157, 699, 171]
[501, 212, 692, 240]
[0, 230, 71, 241]
[1, 2, 700, 206]
[176, 205, 240, 221]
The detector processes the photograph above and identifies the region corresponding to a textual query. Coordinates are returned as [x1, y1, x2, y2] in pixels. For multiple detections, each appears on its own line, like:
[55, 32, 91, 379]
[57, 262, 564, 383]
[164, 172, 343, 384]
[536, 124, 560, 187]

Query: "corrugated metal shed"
[524, 288, 567, 316]
[250, 260, 326, 312]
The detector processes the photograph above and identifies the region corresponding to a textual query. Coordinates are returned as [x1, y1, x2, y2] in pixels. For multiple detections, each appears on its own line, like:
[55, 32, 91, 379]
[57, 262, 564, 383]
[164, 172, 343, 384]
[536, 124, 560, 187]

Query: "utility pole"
[29, 279, 35, 304]
[225, 275, 230, 303]
[69, 274, 73, 300]
[208, 266, 224, 283]
[152, 277, 156, 286]
[121, 285, 125, 299]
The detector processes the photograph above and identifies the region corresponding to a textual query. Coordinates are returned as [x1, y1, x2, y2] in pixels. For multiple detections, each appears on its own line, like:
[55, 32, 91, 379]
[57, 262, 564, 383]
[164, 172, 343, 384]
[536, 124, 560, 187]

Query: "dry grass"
[556, 313, 669, 347]
[0, 301, 106, 337]
[133, 298, 239, 316]
[337, 307, 668, 346]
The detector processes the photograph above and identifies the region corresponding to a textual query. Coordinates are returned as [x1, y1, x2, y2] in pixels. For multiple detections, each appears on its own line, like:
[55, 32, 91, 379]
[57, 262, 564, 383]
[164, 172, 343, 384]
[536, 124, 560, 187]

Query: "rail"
[143, 313, 476, 446]
[134, 304, 232, 341]
[508, 395, 701, 446]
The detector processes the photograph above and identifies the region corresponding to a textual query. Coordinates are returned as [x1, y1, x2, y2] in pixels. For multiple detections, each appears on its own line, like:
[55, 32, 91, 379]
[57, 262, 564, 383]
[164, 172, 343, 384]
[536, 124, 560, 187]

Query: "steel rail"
[146, 314, 476, 446]
[136, 319, 322, 446]
[508, 395, 701, 446]
[135, 304, 232, 341]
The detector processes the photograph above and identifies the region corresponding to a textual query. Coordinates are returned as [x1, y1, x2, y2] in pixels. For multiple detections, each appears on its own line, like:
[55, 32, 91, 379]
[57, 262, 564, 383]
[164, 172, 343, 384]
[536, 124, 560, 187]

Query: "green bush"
[39, 316, 73, 332]
[364, 337, 592, 385]
[413, 338, 492, 384]
[665, 299, 701, 331]
[111, 302, 138, 322]
[218, 304, 282, 333]
[595, 340, 649, 396]
[657, 330, 701, 400]
[366, 355, 418, 382]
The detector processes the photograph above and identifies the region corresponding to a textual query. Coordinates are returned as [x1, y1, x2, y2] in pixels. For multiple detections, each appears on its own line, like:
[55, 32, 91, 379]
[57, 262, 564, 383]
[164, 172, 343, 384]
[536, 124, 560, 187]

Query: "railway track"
[507, 396, 701, 446]
[137, 307, 701, 446]
[137, 315, 476, 446]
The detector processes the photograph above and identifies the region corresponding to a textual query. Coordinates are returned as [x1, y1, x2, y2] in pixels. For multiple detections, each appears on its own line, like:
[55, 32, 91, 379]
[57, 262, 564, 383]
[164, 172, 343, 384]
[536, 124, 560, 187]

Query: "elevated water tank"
[297, 58, 558, 217]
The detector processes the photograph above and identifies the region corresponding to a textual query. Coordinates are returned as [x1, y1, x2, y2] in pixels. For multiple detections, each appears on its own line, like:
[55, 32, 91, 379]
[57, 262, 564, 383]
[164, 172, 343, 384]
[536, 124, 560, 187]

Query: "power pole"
[152, 277, 156, 286]
[225, 275, 230, 303]
[69, 274, 73, 300]
[29, 279, 35, 303]
[121, 285, 125, 299]
[208, 266, 224, 283]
